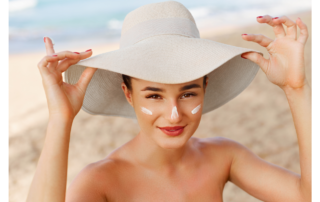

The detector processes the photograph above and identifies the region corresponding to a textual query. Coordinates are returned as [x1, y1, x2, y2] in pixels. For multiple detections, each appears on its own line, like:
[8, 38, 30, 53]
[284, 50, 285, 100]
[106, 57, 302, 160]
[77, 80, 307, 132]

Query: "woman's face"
[121, 76, 208, 149]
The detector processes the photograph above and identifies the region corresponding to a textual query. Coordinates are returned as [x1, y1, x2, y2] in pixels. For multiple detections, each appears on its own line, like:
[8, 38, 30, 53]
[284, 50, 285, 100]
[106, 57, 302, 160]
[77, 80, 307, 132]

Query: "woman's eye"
[147, 94, 162, 99]
[146, 93, 196, 99]
[181, 93, 196, 99]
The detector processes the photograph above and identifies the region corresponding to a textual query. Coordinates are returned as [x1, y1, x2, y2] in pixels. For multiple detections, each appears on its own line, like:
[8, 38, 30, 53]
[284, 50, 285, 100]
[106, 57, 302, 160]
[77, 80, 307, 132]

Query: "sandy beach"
[9, 11, 311, 202]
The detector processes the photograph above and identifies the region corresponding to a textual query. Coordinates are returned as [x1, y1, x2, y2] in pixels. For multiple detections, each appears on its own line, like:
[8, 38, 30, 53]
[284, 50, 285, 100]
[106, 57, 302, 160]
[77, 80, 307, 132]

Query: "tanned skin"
[27, 15, 310, 202]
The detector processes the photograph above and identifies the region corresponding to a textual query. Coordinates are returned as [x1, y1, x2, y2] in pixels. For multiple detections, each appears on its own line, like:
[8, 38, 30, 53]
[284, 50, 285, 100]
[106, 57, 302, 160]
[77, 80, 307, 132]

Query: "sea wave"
[9, 0, 311, 53]
[188, 2, 311, 31]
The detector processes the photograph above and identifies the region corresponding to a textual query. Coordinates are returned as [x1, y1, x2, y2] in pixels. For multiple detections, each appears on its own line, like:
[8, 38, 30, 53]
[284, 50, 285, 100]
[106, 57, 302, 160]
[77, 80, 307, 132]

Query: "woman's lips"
[158, 126, 185, 136]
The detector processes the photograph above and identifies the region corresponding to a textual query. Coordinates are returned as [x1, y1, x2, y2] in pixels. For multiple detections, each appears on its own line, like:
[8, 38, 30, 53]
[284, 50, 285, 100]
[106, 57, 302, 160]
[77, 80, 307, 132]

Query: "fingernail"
[242, 34, 247, 36]
[53, 55, 57, 57]
[85, 49, 92, 52]
[43, 37, 46, 43]
[272, 17, 279, 20]
[74, 52, 80, 54]
[241, 55, 247, 59]
[257, 16, 263, 18]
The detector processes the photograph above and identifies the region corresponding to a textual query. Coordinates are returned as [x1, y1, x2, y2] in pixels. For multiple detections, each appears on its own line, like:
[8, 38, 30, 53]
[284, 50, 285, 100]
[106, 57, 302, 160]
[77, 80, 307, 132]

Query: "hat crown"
[121, 1, 196, 36]
[119, 1, 199, 48]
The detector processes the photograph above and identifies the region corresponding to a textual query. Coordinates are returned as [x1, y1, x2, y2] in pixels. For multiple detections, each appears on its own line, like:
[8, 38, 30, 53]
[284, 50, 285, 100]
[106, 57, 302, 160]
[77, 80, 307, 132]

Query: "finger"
[46, 51, 80, 74]
[241, 52, 269, 74]
[44, 37, 58, 70]
[296, 17, 309, 44]
[75, 67, 98, 95]
[52, 50, 83, 62]
[241, 34, 273, 50]
[44, 37, 55, 55]
[273, 15, 297, 40]
[37, 55, 59, 77]
[57, 49, 93, 72]
[257, 15, 286, 38]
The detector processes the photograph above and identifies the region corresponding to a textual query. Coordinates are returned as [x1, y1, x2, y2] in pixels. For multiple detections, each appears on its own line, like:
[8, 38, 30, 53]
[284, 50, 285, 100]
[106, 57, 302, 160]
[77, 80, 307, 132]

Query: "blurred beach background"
[9, 0, 312, 201]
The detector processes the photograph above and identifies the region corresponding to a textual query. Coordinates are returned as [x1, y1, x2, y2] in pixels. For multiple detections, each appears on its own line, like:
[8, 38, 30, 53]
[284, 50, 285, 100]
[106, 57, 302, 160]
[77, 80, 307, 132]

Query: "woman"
[27, 1, 311, 202]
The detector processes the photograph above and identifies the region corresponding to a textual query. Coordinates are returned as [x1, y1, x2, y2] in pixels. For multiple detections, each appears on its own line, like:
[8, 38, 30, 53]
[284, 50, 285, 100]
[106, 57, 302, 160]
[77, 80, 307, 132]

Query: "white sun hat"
[64, 0, 262, 119]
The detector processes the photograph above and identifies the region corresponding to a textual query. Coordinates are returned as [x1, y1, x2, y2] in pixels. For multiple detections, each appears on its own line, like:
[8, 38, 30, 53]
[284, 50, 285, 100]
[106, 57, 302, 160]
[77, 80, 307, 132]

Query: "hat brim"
[65, 35, 262, 118]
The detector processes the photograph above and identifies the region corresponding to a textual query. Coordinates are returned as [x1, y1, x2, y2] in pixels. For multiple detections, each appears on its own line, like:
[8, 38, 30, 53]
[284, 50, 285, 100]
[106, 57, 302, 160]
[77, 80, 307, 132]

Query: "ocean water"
[9, 0, 311, 53]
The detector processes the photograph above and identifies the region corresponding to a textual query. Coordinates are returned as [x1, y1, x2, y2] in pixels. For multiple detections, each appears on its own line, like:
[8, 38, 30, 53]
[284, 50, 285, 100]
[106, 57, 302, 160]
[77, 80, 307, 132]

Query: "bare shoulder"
[78, 153, 132, 185]
[199, 136, 264, 162]
[190, 137, 248, 183]
[192, 136, 245, 154]
[191, 136, 251, 168]
[79, 157, 121, 181]
[66, 156, 128, 202]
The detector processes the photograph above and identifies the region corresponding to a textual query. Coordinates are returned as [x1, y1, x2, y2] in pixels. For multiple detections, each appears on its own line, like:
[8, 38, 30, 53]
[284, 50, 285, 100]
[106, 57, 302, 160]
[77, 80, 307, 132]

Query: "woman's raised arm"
[26, 37, 97, 202]
[228, 15, 311, 201]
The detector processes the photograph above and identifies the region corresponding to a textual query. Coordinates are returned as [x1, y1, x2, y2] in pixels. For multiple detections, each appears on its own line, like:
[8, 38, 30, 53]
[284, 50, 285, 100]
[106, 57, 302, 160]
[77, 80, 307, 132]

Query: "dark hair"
[122, 74, 133, 91]
[122, 74, 207, 92]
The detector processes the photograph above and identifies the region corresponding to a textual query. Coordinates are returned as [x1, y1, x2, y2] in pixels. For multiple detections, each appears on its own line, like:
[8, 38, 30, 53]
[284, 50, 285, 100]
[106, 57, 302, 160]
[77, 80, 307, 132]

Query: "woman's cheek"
[141, 106, 153, 115]
[179, 98, 202, 117]
[191, 104, 201, 114]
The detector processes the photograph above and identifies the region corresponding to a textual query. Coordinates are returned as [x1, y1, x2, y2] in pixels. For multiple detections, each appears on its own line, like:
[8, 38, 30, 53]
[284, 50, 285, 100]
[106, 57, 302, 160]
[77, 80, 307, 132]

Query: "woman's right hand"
[38, 37, 97, 121]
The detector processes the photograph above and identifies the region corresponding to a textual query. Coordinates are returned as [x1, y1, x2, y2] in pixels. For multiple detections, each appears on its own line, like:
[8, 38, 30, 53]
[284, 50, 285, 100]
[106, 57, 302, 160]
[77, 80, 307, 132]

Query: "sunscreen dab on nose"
[171, 106, 179, 120]
[191, 104, 201, 114]
[141, 107, 152, 115]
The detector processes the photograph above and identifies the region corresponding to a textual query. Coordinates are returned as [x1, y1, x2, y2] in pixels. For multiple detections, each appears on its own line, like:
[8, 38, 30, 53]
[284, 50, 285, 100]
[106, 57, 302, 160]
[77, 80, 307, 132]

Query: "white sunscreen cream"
[171, 106, 179, 119]
[191, 104, 201, 114]
[141, 107, 152, 115]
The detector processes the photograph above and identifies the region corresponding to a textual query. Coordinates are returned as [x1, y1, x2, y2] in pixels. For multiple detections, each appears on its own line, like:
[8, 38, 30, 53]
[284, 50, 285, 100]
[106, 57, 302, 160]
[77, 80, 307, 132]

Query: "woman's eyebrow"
[141, 86, 164, 92]
[141, 83, 201, 92]
[179, 83, 201, 91]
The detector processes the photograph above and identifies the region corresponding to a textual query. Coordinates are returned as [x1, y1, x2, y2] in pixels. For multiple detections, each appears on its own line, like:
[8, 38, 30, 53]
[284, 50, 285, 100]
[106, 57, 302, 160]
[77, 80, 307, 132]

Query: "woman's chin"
[155, 136, 189, 149]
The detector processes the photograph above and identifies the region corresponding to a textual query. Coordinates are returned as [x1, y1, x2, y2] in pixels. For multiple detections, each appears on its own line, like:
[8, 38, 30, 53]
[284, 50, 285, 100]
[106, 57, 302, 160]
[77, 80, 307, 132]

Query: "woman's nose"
[166, 104, 182, 123]
[171, 106, 179, 120]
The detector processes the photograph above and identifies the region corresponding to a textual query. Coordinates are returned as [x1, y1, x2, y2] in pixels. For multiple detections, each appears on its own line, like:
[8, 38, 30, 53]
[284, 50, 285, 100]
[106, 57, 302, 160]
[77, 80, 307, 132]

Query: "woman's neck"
[128, 131, 195, 171]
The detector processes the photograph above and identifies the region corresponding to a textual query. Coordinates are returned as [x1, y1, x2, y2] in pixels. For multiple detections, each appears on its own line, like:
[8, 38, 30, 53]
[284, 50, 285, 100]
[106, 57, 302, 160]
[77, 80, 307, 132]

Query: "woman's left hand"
[241, 15, 309, 90]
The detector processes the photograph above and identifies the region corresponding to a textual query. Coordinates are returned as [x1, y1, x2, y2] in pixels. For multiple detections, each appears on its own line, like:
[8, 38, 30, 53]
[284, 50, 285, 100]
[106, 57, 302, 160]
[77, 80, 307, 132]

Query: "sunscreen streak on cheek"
[171, 106, 179, 119]
[141, 107, 152, 115]
[191, 104, 201, 114]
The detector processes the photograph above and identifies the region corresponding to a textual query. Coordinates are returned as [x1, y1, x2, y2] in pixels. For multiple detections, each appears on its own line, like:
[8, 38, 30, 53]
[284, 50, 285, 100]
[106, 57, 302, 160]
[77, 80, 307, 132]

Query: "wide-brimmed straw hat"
[65, 0, 262, 119]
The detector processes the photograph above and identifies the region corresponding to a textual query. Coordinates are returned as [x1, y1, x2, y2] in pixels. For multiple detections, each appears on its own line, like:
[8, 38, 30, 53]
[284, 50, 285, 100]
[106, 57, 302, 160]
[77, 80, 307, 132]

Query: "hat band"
[120, 18, 200, 48]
